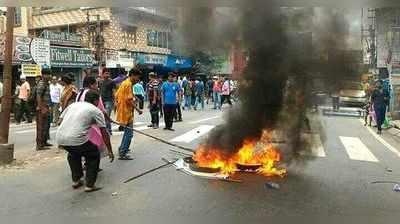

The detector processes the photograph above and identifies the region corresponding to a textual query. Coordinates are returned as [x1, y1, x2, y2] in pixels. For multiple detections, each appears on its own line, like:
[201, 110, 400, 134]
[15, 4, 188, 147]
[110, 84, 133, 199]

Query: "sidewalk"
[9, 121, 36, 128]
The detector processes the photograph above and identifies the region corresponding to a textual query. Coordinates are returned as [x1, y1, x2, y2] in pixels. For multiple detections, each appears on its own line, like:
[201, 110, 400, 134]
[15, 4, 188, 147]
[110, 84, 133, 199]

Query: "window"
[14, 8, 21, 27]
[147, 29, 157, 47]
[157, 31, 163, 48]
[147, 30, 170, 48]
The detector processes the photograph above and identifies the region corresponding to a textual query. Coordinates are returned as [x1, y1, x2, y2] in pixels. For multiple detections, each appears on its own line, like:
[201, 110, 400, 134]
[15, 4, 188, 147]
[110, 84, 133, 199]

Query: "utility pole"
[0, 7, 15, 164]
[85, 10, 103, 65]
[95, 14, 103, 64]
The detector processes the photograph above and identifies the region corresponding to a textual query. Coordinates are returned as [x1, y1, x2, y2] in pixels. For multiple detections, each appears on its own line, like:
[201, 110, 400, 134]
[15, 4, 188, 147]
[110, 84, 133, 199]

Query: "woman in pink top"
[76, 76, 109, 157]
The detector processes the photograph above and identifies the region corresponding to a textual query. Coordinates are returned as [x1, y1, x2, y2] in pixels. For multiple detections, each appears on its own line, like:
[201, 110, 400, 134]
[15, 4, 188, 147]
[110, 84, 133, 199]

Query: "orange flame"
[193, 130, 287, 177]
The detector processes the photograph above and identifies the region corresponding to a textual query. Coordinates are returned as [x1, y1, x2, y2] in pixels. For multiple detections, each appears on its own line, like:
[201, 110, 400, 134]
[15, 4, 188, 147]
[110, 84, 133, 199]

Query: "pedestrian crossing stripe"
[339, 136, 379, 162]
[189, 116, 221, 124]
[171, 125, 215, 143]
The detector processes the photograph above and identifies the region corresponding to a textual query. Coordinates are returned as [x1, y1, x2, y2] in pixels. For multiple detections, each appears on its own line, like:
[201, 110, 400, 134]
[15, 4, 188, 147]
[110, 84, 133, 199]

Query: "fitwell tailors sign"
[50, 46, 94, 68]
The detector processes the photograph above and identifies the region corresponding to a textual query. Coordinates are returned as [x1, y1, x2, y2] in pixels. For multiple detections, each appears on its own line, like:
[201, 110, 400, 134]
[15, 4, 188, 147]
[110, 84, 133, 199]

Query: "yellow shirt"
[115, 79, 135, 125]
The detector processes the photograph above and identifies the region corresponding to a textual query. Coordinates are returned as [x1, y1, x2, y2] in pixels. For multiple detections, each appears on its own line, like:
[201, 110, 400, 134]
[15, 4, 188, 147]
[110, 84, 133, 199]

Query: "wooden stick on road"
[112, 121, 195, 153]
[123, 159, 178, 183]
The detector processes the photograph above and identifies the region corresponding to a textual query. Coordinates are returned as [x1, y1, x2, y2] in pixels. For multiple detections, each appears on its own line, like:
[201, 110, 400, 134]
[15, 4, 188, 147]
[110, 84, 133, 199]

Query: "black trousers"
[221, 95, 232, 106]
[163, 104, 176, 129]
[174, 102, 182, 120]
[16, 100, 32, 123]
[64, 141, 100, 188]
[149, 103, 160, 126]
[137, 95, 144, 110]
[36, 110, 50, 147]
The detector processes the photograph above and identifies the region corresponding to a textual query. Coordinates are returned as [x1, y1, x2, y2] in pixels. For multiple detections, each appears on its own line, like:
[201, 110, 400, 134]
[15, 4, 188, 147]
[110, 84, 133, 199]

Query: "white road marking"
[360, 119, 400, 158]
[171, 125, 215, 143]
[299, 134, 326, 157]
[339, 136, 379, 162]
[15, 128, 57, 134]
[189, 116, 221, 124]
[15, 129, 35, 134]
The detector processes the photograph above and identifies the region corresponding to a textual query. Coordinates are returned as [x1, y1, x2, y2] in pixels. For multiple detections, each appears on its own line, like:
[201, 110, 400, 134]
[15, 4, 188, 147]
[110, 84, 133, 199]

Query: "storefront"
[50, 46, 94, 87]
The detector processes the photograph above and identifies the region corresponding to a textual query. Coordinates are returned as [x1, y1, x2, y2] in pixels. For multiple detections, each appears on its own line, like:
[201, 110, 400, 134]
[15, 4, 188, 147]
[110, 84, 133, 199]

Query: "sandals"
[72, 181, 84, 189]
[72, 181, 102, 193]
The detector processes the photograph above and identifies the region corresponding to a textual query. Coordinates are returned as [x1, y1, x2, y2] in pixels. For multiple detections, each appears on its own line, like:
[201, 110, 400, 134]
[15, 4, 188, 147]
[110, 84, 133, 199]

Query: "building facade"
[30, 7, 174, 62]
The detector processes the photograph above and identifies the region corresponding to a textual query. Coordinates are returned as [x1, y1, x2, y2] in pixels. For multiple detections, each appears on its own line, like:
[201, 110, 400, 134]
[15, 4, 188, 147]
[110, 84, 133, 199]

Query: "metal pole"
[0, 7, 15, 164]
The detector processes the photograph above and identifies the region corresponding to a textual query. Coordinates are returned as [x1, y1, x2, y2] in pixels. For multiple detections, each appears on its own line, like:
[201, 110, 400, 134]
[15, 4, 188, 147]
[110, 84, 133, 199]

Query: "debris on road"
[265, 181, 280, 190]
[123, 159, 178, 183]
[371, 181, 400, 185]
[168, 158, 243, 183]
[169, 149, 193, 157]
[394, 184, 400, 192]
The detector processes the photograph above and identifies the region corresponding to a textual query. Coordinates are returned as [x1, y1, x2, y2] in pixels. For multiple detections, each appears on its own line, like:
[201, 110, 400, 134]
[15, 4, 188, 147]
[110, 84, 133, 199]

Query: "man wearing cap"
[16, 75, 32, 124]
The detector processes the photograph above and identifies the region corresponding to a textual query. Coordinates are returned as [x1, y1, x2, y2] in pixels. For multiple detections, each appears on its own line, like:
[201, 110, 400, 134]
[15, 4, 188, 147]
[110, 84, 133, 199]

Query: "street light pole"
[0, 7, 15, 164]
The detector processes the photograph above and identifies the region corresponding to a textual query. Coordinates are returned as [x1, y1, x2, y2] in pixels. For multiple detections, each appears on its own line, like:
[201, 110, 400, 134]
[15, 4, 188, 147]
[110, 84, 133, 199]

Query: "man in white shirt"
[49, 76, 63, 125]
[57, 90, 114, 192]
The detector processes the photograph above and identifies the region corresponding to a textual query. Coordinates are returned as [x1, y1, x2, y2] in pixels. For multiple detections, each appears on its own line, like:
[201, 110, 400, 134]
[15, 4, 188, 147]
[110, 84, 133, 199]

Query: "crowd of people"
[1, 66, 236, 192]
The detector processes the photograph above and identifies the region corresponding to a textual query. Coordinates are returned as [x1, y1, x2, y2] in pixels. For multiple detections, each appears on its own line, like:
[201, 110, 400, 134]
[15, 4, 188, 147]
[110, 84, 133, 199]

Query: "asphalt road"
[1, 105, 400, 222]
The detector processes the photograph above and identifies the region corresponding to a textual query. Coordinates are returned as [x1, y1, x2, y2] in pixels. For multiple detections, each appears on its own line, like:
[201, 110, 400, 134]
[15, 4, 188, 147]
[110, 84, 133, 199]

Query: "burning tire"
[236, 163, 262, 171]
[184, 157, 221, 173]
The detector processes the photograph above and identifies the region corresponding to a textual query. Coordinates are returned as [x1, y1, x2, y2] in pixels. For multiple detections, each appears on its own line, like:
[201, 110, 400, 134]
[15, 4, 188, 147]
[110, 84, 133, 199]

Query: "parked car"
[339, 81, 367, 107]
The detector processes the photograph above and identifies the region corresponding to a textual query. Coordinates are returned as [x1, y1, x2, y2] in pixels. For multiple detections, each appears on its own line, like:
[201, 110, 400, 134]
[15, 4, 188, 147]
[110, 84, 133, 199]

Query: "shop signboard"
[41, 30, 82, 47]
[0, 35, 51, 66]
[21, 64, 42, 77]
[165, 55, 193, 69]
[134, 53, 167, 66]
[105, 50, 134, 68]
[105, 50, 119, 68]
[50, 46, 93, 68]
[118, 51, 134, 68]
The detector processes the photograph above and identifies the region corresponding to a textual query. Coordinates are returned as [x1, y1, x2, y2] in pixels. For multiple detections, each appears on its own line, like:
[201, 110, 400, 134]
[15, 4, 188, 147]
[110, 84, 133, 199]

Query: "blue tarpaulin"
[165, 55, 193, 70]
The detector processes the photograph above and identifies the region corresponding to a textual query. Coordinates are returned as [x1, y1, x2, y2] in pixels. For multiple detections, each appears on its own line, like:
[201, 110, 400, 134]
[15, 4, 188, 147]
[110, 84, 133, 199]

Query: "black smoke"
[178, 3, 356, 162]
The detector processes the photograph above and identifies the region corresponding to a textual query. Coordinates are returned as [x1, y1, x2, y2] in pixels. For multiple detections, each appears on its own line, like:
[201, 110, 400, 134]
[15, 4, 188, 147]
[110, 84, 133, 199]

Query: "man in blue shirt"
[161, 73, 182, 131]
